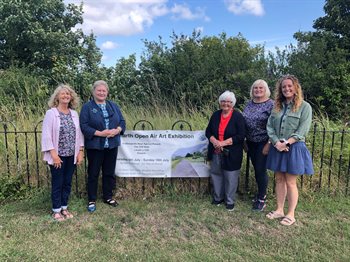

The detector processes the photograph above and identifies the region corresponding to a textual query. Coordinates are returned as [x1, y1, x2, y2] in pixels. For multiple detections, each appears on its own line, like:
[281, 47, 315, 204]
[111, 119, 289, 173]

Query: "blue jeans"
[50, 155, 76, 212]
[247, 141, 269, 199]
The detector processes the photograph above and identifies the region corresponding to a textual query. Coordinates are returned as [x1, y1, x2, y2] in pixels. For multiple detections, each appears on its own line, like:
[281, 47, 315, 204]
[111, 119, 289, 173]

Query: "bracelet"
[79, 149, 84, 152]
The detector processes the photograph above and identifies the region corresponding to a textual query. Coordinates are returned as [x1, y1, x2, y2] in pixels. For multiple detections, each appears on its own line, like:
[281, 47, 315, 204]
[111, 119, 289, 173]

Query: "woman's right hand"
[274, 141, 289, 152]
[210, 136, 222, 149]
[95, 129, 111, 137]
[50, 150, 62, 169]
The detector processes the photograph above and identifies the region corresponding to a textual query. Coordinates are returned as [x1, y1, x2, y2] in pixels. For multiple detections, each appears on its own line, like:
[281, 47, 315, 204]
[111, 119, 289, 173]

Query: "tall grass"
[0, 102, 349, 199]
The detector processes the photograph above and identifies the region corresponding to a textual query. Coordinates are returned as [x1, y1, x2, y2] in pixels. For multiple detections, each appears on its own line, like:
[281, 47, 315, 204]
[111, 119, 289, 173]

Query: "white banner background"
[116, 130, 210, 178]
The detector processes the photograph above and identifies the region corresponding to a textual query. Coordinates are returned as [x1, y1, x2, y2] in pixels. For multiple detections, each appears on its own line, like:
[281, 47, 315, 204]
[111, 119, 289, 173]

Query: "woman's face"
[281, 79, 296, 100]
[93, 85, 108, 103]
[252, 85, 266, 99]
[220, 98, 233, 112]
[58, 89, 71, 105]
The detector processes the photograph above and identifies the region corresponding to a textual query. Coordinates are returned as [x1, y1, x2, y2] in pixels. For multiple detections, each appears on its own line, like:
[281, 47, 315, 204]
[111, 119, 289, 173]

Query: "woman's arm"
[289, 102, 312, 141]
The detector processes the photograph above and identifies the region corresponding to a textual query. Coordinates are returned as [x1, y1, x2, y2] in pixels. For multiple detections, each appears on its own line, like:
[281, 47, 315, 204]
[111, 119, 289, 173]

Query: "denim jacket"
[80, 100, 126, 150]
[267, 100, 312, 145]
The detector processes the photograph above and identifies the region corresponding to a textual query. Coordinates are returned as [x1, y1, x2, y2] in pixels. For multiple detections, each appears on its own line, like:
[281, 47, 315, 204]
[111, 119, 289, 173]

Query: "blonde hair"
[250, 79, 271, 99]
[48, 84, 80, 109]
[273, 75, 303, 112]
[92, 80, 109, 93]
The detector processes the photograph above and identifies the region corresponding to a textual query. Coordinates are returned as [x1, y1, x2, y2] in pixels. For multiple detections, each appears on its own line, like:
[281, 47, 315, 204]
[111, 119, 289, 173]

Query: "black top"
[205, 109, 246, 171]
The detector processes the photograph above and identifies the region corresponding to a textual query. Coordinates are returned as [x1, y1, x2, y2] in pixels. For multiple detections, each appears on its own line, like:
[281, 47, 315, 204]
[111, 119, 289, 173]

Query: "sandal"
[266, 211, 284, 220]
[280, 216, 296, 226]
[61, 209, 74, 219]
[87, 202, 96, 212]
[104, 199, 118, 207]
[52, 212, 65, 222]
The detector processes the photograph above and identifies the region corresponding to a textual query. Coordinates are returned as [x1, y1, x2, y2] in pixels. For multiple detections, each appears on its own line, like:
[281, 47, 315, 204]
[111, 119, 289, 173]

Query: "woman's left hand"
[77, 151, 84, 165]
[262, 142, 271, 155]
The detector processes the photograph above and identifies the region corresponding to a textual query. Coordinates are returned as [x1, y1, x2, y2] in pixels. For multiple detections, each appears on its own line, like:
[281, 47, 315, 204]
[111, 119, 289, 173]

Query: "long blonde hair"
[273, 75, 303, 112]
[48, 84, 80, 109]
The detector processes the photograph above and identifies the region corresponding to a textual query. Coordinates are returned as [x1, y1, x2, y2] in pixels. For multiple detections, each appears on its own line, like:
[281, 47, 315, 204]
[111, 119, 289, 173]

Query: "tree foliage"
[138, 32, 270, 111]
[0, 0, 103, 99]
[284, 0, 350, 119]
[0, 0, 349, 121]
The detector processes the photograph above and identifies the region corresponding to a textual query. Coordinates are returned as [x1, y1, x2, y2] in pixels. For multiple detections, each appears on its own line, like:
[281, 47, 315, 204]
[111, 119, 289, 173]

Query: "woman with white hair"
[205, 91, 246, 211]
[243, 79, 274, 211]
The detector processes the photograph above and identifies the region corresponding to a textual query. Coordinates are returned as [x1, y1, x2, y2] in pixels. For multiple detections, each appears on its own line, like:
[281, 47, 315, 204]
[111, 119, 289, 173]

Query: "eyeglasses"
[220, 100, 232, 104]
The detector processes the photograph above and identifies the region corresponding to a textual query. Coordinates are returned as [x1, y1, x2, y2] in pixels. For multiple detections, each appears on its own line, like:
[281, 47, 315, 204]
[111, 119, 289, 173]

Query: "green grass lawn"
[0, 191, 349, 261]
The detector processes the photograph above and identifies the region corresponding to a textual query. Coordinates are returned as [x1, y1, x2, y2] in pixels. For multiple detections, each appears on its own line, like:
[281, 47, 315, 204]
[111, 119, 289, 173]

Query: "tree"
[0, 0, 102, 76]
[286, 0, 350, 119]
[139, 31, 269, 111]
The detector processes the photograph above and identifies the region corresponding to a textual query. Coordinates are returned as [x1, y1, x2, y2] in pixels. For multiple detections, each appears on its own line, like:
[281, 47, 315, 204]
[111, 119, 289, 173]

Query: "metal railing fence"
[0, 120, 349, 197]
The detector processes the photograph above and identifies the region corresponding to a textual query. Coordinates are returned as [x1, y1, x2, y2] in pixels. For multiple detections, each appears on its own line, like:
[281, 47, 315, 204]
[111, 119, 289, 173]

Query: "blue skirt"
[266, 142, 314, 175]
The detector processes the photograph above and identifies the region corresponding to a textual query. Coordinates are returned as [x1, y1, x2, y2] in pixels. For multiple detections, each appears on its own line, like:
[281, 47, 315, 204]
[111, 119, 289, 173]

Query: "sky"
[65, 0, 326, 67]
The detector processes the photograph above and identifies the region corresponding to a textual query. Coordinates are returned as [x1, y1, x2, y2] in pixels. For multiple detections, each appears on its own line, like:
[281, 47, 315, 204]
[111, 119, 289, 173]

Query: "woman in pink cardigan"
[41, 84, 84, 221]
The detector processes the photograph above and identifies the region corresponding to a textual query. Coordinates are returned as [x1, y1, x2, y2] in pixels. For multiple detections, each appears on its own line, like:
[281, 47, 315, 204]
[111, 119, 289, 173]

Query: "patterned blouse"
[97, 103, 109, 148]
[243, 99, 274, 143]
[58, 111, 76, 156]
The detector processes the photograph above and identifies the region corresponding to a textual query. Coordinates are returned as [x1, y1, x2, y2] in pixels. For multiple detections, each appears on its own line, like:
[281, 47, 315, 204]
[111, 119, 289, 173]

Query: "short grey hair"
[92, 80, 109, 92]
[250, 79, 271, 99]
[218, 90, 236, 107]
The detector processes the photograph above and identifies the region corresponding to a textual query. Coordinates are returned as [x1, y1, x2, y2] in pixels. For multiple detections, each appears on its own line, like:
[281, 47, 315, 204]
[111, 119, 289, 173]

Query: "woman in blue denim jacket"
[265, 75, 313, 226]
[80, 80, 126, 212]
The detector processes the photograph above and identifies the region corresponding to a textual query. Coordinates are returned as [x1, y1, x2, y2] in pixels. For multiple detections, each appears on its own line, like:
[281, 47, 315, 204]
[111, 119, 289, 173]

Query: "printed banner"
[116, 130, 210, 178]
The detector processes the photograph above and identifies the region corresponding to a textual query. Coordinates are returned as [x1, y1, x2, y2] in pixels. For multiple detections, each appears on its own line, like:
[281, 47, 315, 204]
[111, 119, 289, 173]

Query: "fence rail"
[0, 120, 349, 197]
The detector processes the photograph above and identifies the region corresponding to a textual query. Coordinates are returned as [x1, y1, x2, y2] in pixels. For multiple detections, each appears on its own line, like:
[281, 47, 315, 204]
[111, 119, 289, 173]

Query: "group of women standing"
[41, 75, 313, 226]
[41, 80, 125, 221]
[206, 75, 313, 226]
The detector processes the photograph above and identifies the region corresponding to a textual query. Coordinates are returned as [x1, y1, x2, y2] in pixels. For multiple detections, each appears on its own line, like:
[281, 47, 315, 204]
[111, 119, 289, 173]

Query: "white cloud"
[171, 4, 210, 21]
[101, 41, 119, 50]
[65, 0, 209, 36]
[225, 0, 265, 16]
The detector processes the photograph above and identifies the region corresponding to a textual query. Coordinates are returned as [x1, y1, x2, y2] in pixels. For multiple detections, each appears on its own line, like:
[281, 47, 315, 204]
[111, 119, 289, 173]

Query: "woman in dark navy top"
[80, 80, 126, 212]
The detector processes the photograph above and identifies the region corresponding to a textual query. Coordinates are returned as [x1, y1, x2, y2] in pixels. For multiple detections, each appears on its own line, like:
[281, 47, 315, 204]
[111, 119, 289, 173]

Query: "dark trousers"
[50, 155, 75, 212]
[247, 141, 269, 199]
[87, 147, 118, 202]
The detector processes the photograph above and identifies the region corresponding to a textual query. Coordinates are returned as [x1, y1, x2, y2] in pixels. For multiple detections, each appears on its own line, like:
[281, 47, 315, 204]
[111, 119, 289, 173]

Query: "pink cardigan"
[41, 108, 84, 165]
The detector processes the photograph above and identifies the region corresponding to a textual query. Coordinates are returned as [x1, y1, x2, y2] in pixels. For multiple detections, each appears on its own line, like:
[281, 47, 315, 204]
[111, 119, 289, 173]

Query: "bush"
[0, 174, 30, 202]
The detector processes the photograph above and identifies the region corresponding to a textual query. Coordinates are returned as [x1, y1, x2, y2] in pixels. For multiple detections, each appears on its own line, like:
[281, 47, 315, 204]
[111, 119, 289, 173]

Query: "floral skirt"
[266, 142, 314, 175]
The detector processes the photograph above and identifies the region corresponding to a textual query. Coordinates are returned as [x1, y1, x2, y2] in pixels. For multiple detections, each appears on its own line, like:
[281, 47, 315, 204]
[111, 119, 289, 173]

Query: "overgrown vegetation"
[1, 0, 350, 119]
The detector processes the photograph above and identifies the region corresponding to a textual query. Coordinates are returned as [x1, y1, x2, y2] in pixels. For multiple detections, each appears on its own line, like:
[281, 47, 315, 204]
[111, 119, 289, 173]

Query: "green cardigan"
[267, 100, 312, 145]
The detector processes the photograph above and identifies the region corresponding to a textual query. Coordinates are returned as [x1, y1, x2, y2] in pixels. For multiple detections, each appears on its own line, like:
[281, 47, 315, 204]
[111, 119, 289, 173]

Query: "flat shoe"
[104, 199, 118, 207]
[87, 202, 96, 212]
[61, 209, 74, 219]
[52, 212, 65, 222]
[266, 211, 284, 220]
[280, 216, 296, 226]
